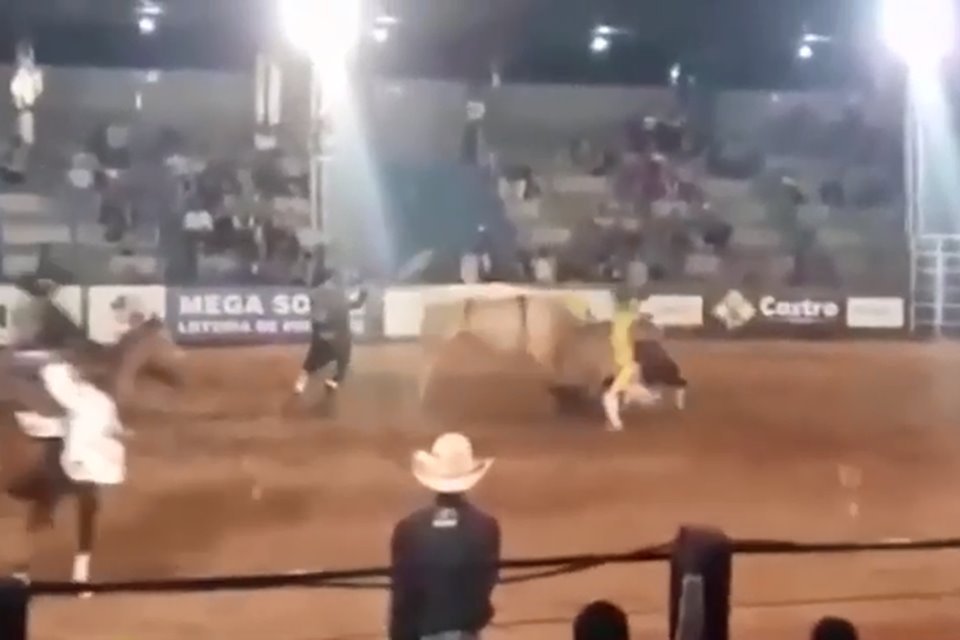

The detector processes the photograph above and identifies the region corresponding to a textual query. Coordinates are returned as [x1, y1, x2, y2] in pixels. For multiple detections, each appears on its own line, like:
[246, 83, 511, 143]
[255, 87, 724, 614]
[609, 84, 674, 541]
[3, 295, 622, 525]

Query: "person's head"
[573, 600, 629, 640]
[412, 433, 493, 496]
[811, 617, 858, 640]
[14, 274, 57, 298]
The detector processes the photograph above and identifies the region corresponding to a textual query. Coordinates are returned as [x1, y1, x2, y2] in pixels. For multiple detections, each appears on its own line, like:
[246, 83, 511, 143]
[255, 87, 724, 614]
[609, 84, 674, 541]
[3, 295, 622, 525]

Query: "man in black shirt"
[390, 433, 500, 640]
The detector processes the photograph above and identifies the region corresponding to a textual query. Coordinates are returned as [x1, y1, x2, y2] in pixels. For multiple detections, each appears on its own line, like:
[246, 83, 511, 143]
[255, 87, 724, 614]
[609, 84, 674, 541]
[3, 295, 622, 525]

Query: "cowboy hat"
[412, 433, 493, 494]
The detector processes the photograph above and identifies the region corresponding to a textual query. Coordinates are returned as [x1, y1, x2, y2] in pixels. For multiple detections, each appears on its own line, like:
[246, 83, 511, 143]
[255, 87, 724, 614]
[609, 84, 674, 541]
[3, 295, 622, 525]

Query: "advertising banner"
[707, 287, 846, 337]
[637, 294, 704, 328]
[167, 286, 378, 344]
[0, 284, 83, 345]
[87, 285, 167, 344]
[382, 285, 615, 339]
[845, 297, 906, 330]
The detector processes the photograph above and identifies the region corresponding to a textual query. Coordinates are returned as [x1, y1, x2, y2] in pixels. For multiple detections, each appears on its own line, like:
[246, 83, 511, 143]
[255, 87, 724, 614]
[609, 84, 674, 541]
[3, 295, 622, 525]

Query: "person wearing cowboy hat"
[389, 433, 500, 640]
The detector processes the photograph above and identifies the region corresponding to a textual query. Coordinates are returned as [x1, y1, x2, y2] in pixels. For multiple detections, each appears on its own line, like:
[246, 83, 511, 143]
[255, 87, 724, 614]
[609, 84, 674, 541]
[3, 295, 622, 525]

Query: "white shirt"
[533, 256, 555, 284]
[16, 362, 126, 485]
[183, 209, 213, 232]
[461, 253, 480, 284]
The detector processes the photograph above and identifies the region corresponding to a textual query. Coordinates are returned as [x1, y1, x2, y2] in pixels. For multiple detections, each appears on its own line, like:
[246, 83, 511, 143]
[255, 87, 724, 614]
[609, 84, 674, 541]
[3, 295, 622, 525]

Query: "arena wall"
[0, 283, 909, 347]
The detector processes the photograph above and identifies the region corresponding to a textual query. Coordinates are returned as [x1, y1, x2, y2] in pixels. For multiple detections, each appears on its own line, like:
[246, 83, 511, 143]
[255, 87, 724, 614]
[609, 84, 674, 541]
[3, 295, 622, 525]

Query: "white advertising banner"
[87, 285, 167, 344]
[846, 297, 906, 329]
[382, 285, 615, 339]
[0, 284, 83, 345]
[637, 294, 704, 328]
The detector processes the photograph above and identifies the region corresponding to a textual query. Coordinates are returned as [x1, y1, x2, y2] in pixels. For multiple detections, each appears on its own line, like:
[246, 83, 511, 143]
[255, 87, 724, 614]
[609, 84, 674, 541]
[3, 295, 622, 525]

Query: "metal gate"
[910, 235, 960, 335]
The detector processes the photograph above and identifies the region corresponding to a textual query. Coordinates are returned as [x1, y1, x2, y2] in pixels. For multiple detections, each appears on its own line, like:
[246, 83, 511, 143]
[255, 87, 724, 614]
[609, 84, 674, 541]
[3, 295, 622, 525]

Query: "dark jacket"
[389, 494, 500, 640]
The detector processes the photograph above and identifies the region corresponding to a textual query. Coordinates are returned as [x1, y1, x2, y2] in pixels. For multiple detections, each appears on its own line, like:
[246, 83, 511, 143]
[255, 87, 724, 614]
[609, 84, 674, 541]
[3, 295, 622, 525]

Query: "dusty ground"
[5, 338, 960, 640]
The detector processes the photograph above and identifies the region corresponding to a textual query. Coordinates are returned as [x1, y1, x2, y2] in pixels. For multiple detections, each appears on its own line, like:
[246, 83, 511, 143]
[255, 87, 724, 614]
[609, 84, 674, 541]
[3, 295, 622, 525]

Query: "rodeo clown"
[602, 297, 688, 431]
[293, 257, 367, 407]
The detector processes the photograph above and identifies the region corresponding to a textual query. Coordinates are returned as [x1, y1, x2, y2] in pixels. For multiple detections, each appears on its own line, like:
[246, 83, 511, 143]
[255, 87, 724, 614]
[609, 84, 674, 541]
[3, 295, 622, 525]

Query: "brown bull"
[420, 293, 685, 418]
[0, 318, 183, 584]
[419, 293, 614, 405]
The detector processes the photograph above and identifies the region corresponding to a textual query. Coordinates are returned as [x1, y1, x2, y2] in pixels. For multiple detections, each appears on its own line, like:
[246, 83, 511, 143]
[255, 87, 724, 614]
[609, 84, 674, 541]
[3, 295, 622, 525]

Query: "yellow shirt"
[611, 309, 636, 368]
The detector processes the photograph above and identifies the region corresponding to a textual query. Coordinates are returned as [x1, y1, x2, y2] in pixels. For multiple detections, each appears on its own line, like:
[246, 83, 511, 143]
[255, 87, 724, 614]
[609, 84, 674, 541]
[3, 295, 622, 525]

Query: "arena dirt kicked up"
[6, 338, 960, 640]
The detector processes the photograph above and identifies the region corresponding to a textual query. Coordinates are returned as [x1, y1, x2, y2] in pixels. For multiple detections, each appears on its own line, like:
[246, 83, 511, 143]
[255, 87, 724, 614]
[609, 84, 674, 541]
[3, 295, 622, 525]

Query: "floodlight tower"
[279, 0, 362, 233]
[880, 0, 957, 334]
[880, 0, 955, 236]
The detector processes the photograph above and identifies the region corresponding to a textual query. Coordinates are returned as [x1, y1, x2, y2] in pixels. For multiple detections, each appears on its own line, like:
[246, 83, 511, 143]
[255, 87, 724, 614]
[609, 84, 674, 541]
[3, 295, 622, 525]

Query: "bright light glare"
[669, 63, 681, 84]
[372, 26, 389, 44]
[138, 16, 157, 35]
[880, 0, 956, 65]
[590, 35, 611, 54]
[797, 44, 813, 60]
[280, 0, 362, 71]
[593, 24, 616, 37]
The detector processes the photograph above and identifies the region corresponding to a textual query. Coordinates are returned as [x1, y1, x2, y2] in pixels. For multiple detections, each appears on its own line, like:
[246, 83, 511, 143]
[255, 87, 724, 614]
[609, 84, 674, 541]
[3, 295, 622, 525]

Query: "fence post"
[0, 578, 28, 640]
[668, 525, 731, 640]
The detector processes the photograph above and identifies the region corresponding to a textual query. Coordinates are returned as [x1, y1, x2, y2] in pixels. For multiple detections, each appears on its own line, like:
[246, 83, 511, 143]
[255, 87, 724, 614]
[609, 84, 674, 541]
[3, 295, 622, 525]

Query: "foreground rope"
[26, 536, 960, 597]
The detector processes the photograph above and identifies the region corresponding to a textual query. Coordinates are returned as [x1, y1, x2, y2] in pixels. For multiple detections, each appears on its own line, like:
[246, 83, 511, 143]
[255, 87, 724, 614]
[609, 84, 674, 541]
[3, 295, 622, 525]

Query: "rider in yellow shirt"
[602, 299, 660, 431]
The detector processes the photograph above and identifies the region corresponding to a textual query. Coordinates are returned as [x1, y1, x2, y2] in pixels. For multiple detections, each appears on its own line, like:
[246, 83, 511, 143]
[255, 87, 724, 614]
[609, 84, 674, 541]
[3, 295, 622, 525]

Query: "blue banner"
[167, 286, 380, 344]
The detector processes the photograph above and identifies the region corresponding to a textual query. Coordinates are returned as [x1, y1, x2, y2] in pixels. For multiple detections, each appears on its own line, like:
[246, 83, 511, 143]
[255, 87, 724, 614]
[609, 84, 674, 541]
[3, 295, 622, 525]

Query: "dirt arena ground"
[6, 338, 960, 640]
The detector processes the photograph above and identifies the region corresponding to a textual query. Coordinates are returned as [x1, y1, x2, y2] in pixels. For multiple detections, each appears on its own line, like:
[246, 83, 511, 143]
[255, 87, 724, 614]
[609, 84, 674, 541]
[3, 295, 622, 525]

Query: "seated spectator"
[573, 600, 630, 640]
[90, 123, 131, 171]
[67, 152, 99, 190]
[183, 206, 214, 236]
[460, 250, 480, 284]
[0, 135, 28, 185]
[625, 254, 648, 290]
[701, 218, 732, 255]
[533, 248, 556, 284]
[811, 616, 858, 640]
[389, 433, 500, 640]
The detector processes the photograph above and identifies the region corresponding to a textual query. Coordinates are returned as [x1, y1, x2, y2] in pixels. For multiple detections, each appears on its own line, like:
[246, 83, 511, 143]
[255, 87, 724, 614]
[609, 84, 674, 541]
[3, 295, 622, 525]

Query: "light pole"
[880, 0, 956, 333]
[279, 0, 362, 235]
[880, 0, 955, 237]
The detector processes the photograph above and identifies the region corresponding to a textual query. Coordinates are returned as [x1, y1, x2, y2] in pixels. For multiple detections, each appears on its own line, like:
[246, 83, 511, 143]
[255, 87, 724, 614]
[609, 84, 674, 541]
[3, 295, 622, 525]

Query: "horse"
[0, 317, 184, 585]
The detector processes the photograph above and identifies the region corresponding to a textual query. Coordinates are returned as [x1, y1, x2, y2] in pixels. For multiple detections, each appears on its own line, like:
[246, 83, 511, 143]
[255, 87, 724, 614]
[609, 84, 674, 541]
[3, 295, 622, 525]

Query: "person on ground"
[389, 433, 500, 640]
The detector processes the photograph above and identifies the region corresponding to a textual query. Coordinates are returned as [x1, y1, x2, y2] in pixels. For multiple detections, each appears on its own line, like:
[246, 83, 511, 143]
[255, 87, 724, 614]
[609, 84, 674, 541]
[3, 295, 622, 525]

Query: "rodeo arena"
[5, 0, 960, 639]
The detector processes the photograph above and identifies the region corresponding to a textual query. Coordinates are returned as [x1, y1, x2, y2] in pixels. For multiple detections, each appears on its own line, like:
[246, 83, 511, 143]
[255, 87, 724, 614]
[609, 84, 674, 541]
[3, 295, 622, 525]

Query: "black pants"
[635, 340, 687, 388]
[302, 322, 351, 384]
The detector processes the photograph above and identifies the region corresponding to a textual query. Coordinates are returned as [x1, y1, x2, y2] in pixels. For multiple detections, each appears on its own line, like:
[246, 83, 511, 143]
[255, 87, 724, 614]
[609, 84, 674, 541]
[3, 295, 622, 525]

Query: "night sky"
[0, 0, 944, 88]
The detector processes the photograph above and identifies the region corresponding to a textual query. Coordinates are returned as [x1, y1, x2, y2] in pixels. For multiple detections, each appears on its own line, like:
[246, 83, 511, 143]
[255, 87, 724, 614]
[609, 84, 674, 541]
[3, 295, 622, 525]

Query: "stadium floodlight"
[880, 0, 956, 66]
[797, 44, 814, 60]
[138, 16, 157, 35]
[590, 35, 611, 54]
[280, 0, 362, 84]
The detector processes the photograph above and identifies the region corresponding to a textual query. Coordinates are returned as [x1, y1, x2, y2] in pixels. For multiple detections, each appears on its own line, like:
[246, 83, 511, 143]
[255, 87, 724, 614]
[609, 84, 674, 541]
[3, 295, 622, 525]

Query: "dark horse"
[0, 316, 184, 585]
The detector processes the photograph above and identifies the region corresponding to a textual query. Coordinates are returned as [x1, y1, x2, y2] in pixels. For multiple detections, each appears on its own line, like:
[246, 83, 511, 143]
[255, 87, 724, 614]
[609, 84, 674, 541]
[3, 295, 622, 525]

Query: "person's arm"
[479, 518, 501, 626]
[389, 521, 419, 640]
[349, 287, 368, 310]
